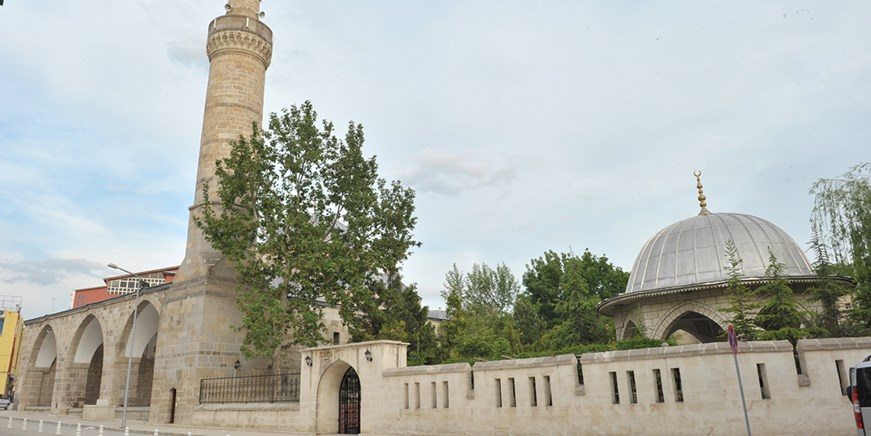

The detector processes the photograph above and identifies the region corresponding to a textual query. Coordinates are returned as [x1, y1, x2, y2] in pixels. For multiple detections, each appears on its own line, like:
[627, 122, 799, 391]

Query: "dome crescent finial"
[694, 170, 711, 216]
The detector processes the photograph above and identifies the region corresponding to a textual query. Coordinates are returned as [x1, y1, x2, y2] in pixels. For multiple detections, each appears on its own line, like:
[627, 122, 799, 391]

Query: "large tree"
[754, 249, 814, 343]
[196, 101, 420, 358]
[438, 263, 521, 361]
[521, 249, 626, 348]
[810, 162, 871, 333]
[349, 274, 439, 365]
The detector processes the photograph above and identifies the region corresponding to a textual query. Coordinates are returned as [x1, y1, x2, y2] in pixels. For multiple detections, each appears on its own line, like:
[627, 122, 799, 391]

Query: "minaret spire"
[694, 170, 711, 216]
[176, 1, 273, 281]
[225, 0, 262, 19]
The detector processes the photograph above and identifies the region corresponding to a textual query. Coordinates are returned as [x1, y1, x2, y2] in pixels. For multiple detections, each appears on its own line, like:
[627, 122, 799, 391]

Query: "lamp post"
[107, 263, 147, 431]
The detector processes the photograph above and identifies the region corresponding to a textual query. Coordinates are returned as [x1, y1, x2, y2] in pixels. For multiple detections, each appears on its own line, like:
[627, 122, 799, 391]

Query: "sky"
[1, 1, 869, 321]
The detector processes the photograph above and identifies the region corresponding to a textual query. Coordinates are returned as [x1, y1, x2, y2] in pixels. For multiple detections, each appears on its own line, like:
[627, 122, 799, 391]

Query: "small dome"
[625, 212, 813, 294]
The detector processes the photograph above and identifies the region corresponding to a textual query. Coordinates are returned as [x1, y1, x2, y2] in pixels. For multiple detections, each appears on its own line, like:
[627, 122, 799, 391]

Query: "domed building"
[598, 172, 849, 343]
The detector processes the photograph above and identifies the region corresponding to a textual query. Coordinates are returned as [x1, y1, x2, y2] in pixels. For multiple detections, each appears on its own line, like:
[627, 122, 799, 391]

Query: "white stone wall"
[194, 338, 867, 435]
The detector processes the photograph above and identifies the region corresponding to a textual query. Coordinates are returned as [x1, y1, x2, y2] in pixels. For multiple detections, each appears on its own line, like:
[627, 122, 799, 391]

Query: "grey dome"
[625, 212, 813, 294]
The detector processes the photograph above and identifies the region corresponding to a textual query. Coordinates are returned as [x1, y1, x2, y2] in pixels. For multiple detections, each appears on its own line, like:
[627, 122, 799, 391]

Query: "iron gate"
[339, 367, 360, 434]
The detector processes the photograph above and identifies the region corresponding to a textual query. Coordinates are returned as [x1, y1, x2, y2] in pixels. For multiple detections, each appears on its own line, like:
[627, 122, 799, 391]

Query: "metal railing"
[199, 372, 300, 404]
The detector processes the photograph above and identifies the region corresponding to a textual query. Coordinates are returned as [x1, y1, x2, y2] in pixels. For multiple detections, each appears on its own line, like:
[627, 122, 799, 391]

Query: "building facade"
[13, 1, 871, 434]
[70, 267, 177, 309]
[0, 296, 23, 398]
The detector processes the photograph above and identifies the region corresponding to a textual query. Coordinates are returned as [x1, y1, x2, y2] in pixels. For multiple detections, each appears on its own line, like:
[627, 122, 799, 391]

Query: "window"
[858, 367, 871, 407]
[653, 369, 664, 403]
[414, 382, 420, 409]
[403, 383, 409, 409]
[529, 377, 538, 407]
[610, 371, 620, 404]
[107, 276, 165, 294]
[543, 375, 553, 406]
[495, 378, 503, 407]
[508, 378, 516, 407]
[757, 364, 771, 399]
[836, 360, 848, 396]
[332, 332, 340, 345]
[627, 371, 637, 404]
[671, 368, 684, 403]
[442, 381, 449, 408]
[431, 382, 437, 408]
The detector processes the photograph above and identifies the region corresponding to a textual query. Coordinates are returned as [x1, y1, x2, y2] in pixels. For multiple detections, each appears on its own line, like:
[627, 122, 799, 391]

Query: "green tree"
[722, 240, 758, 340]
[464, 263, 520, 315]
[513, 294, 546, 347]
[349, 274, 439, 365]
[438, 263, 521, 361]
[522, 251, 564, 327]
[754, 249, 813, 343]
[196, 101, 420, 358]
[521, 249, 626, 347]
[810, 162, 871, 334]
[807, 231, 850, 337]
[539, 254, 611, 348]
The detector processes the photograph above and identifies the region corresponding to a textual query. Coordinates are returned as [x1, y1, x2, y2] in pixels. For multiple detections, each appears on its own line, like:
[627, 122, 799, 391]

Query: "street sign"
[727, 324, 738, 355]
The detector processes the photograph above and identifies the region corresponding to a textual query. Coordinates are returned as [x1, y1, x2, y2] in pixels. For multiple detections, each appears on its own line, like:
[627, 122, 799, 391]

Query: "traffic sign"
[727, 324, 738, 355]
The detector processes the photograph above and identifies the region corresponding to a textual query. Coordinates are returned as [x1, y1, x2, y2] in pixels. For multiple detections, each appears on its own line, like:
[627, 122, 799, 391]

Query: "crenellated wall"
[19, 293, 870, 435]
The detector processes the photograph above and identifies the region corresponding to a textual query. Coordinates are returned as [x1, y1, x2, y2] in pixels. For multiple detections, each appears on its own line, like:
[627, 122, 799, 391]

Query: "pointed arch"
[67, 315, 106, 407]
[31, 325, 57, 369]
[622, 319, 640, 341]
[116, 300, 161, 408]
[316, 360, 355, 434]
[651, 301, 728, 342]
[25, 325, 59, 408]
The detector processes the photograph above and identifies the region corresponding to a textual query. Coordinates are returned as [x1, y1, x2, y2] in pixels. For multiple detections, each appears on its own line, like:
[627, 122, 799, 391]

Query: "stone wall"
[194, 338, 868, 435]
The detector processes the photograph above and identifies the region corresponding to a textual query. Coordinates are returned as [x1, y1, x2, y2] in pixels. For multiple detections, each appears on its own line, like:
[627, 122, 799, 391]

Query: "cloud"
[167, 41, 208, 70]
[0, 258, 105, 286]
[400, 148, 517, 194]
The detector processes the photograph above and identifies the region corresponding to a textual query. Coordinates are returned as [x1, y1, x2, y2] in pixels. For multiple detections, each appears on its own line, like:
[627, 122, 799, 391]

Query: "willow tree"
[196, 101, 420, 358]
[810, 162, 871, 333]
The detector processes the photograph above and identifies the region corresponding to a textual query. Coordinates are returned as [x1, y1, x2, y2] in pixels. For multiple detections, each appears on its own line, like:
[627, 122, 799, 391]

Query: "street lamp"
[107, 263, 148, 431]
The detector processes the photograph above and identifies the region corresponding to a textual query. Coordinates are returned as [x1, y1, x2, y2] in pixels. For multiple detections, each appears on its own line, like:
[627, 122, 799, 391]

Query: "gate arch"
[316, 360, 357, 434]
[339, 367, 361, 434]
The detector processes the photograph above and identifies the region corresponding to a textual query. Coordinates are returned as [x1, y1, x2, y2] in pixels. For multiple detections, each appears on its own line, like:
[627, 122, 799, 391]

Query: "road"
[0, 413, 297, 436]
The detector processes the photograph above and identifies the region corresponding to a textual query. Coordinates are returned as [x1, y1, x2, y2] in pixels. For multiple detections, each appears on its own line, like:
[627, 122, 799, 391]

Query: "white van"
[849, 355, 871, 436]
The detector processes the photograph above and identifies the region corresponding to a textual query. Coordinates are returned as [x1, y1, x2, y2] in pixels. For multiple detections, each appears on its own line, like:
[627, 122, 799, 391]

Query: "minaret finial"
[694, 170, 711, 216]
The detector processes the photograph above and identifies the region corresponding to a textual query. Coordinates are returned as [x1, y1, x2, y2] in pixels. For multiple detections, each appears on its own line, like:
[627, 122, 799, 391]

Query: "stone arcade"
[15, 1, 871, 434]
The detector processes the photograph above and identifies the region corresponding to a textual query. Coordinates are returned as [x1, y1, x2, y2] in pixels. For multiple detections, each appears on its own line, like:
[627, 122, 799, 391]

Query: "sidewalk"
[0, 409, 317, 436]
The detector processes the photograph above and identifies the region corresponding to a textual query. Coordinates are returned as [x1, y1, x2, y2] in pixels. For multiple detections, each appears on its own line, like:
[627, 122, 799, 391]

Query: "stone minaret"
[176, 0, 272, 282]
[149, 1, 272, 424]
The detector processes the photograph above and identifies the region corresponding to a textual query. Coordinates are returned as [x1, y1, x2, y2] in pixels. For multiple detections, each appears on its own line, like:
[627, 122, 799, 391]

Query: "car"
[0, 395, 10, 411]
[848, 355, 871, 436]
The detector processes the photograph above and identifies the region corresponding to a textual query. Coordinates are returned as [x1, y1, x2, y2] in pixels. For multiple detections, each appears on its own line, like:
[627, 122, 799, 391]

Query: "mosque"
[14, 1, 869, 434]
[599, 171, 852, 344]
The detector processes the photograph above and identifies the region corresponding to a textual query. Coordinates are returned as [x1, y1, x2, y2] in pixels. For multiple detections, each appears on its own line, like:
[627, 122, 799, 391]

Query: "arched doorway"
[339, 367, 360, 434]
